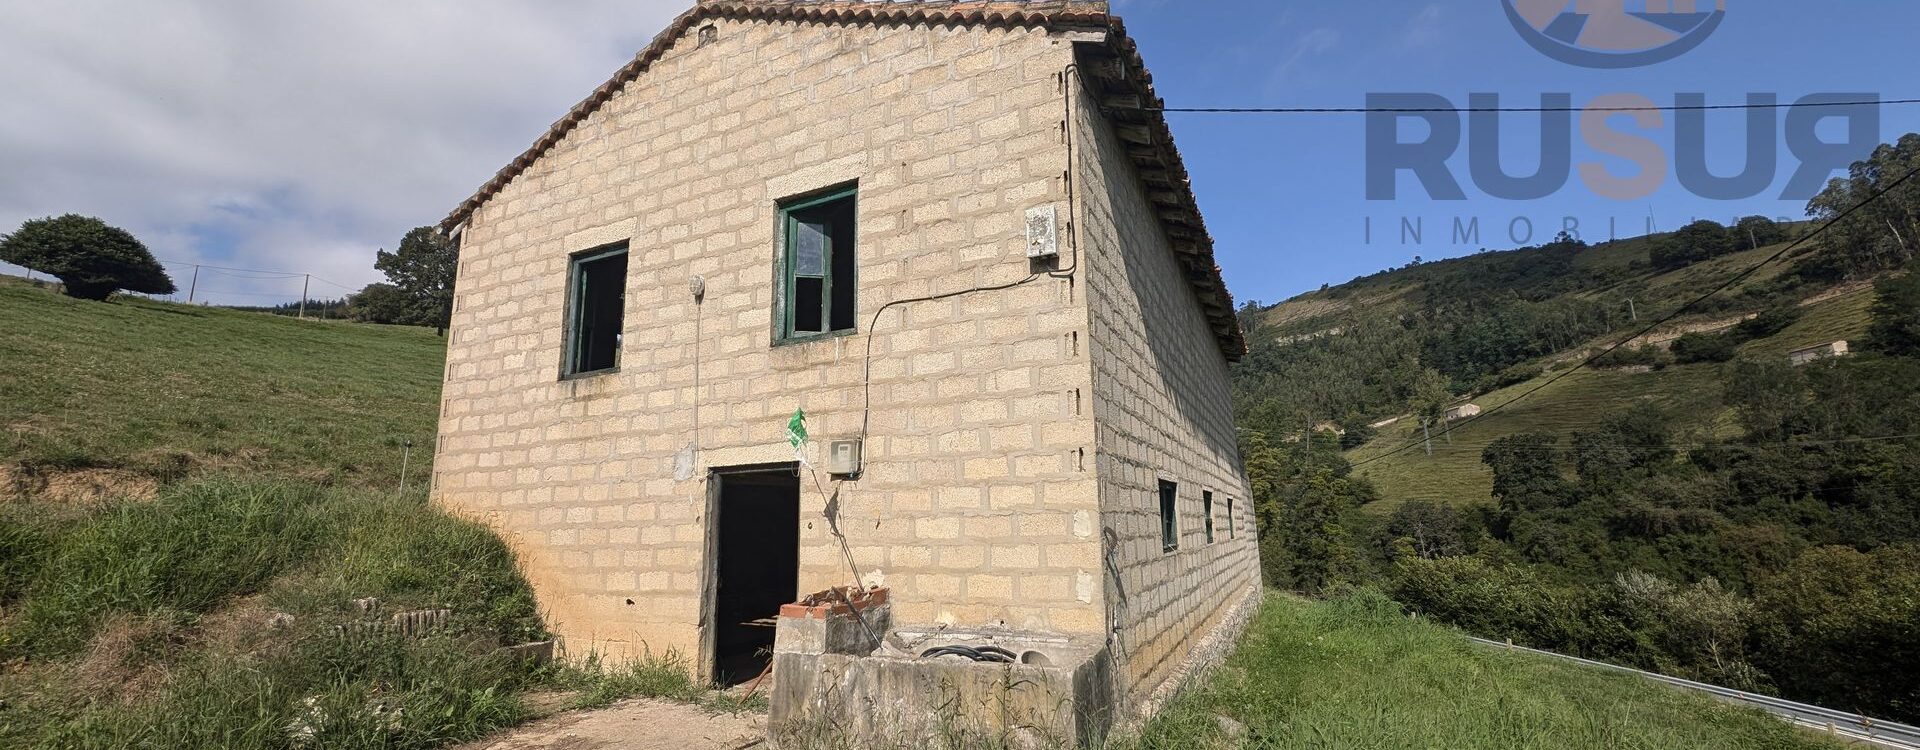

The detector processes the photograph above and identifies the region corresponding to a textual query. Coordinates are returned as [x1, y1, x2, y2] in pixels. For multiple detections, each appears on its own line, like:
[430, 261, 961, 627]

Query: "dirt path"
[455, 699, 766, 750]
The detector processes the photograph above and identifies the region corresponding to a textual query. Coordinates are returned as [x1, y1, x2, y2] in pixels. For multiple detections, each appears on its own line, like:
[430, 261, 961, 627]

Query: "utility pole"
[1423, 420, 1433, 457]
[188, 265, 200, 303]
[299, 274, 310, 319]
[1748, 226, 1760, 251]
[1628, 298, 1638, 323]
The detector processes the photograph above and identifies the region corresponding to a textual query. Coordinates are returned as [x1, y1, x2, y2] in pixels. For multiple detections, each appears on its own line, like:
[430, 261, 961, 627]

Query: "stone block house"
[431, 0, 1258, 729]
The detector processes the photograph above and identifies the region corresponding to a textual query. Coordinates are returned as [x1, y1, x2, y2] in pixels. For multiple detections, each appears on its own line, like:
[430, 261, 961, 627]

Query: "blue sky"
[1114, 0, 1920, 305]
[3, 1, 1918, 309]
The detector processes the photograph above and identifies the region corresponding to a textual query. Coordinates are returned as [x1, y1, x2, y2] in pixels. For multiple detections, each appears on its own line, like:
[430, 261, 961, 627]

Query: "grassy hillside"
[1343, 279, 1877, 509]
[0, 276, 444, 497]
[1136, 592, 1841, 750]
[0, 280, 709, 750]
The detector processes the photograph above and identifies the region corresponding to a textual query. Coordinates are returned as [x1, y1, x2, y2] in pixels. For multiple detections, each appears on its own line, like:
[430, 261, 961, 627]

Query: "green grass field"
[1136, 591, 1842, 750]
[0, 277, 444, 492]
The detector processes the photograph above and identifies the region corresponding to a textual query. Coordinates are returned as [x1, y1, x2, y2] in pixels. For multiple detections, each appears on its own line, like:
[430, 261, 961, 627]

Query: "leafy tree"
[0, 215, 175, 301]
[1483, 433, 1568, 514]
[1670, 331, 1737, 364]
[1408, 367, 1451, 453]
[1866, 265, 1920, 356]
[347, 283, 413, 325]
[1754, 545, 1920, 720]
[1733, 215, 1789, 249]
[1384, 501, 1471, 560]
[375, 227, 457, 335]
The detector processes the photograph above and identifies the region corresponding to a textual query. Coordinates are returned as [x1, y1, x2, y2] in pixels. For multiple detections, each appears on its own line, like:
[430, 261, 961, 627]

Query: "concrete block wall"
[1068, 74, 1262, 713]
[433, 17, 1108, 663]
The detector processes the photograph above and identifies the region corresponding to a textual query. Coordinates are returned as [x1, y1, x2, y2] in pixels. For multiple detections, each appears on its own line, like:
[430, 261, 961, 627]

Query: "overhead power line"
[1349, 160, 1920, 471]
[1152, 97, 1920, 115]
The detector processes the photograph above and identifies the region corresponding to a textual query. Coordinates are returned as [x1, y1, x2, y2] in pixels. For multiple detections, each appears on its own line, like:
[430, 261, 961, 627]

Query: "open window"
[1226, 497, 1237, 540]
[565, 244, 628, 377]
[1203, 490, 1215, 544]
[778, 185, 857, 341]
[1159, 480, 1179, 553]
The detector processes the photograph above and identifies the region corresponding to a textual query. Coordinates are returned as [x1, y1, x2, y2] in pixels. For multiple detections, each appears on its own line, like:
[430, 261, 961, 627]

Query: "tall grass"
[1130, 591, 1842, 750]
[1, 478, 542, 659]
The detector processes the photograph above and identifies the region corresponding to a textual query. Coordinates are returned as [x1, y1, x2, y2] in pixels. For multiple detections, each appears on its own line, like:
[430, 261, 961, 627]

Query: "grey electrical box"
[827, 438, 863, 476]
[1026, 205, 1060, 259]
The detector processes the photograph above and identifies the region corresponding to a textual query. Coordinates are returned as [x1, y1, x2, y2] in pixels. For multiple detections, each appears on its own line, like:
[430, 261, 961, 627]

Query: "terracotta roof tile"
[441, 0, 1244, 359]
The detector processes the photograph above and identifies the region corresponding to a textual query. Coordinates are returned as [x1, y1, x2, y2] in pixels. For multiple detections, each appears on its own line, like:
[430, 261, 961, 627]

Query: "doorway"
[706, 465, 800, 685]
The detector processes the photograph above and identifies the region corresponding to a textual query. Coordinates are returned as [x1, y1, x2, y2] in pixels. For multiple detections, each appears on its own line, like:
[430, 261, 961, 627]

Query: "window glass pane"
[794, 219, 828, 278]
[1203, 491, 1215, 544]
[793, 277, 824, 333]
[569, 248, 627, 375]
[1159, 480, 1179, 552]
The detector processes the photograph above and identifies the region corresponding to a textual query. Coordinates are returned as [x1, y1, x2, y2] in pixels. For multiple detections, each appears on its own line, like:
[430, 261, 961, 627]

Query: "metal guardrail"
[1463, 636, 1920, 749]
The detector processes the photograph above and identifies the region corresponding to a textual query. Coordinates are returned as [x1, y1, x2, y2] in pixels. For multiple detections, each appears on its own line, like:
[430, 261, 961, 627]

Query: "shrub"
[0, 215, 175, 301]
[1671, 332, 1737, 364]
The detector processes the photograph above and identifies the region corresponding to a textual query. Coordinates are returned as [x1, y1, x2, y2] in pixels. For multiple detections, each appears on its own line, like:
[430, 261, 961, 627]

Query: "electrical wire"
[1151, 97, 1920, 115]
[1349, 161, 1920, 471]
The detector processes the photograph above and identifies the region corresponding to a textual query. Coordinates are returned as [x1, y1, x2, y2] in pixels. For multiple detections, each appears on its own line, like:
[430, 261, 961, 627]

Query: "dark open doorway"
[706, 466, 800, 685]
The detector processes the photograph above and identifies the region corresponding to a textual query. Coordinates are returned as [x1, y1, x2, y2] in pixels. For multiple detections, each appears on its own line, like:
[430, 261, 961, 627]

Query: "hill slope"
[0, 275, 444, 498]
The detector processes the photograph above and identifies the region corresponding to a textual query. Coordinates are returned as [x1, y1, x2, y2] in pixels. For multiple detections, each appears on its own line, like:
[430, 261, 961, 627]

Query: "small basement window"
[778, 185, 857, 342]
[1159, 480, 1179, 553]
[1203, 490, 1215, 544]
[565, 244, 628, 377]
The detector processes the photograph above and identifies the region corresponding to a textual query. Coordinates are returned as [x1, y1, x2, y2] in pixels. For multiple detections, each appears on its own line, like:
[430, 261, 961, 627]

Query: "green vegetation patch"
[1135, 592, 1842, 750]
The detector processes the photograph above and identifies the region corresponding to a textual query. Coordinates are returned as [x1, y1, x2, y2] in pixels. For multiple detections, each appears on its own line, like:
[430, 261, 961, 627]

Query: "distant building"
[1445, 404, 1482, 422]
[1789, 340, 1850, 366]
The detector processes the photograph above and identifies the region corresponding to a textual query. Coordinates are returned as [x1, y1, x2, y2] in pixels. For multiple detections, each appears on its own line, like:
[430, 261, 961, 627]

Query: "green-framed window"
[564, 243, 628, 377]
[1226, 497, 1237, 540]
[777, 184, 857, 342]
[1159, 480, 1180, 553]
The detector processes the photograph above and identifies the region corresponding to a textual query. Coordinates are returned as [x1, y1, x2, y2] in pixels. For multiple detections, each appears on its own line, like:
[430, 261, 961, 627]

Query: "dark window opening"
[1159, 480, 1179, 553]
[1226, 497, 1237, 540]
[566, 245, 628, 376]
[780, 185, 857, 341]
[711, 468, 800, 685]
[1203, 490, 1215, 544]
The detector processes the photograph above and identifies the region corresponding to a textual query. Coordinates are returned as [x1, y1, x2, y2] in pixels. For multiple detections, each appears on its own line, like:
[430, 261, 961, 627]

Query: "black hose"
[920, 645, 1016, 664]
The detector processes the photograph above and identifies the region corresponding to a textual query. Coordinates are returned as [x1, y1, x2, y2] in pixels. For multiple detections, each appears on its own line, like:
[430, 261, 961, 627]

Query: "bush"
[1671, 332, 1737, 364]
[0, 215, 175, 301]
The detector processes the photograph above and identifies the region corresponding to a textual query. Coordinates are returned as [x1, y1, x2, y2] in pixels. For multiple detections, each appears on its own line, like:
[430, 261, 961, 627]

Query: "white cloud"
[0, 0, 686, 305]
[1402, 4, 1446, 50]
[1266, 27, 1341, 95]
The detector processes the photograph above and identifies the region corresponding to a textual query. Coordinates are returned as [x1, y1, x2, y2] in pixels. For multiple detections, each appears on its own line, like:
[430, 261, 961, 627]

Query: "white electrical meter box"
[1026, 205, 1060, 259]
[827, 439, 863, 476]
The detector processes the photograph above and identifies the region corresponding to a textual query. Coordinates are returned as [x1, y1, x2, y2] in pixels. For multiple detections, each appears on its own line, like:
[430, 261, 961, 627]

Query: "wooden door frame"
[696, 462, 799, 686]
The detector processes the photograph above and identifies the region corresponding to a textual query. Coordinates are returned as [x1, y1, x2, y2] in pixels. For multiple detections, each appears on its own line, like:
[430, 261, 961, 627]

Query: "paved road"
[1465, 636, 1920, 749]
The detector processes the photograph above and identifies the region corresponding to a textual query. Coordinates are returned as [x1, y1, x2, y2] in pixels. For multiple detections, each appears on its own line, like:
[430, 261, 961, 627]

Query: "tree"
[1483, 433, 1568, 514]
[347, 283, 413, 325]
[375, 227, 457, 335]
[1754, 545, 1920, 721]
[1408, 367, 1452, 455]
[0, 215, 175, 301]
[1867, 265, 1920, 357]
[1733, 215, 1788, 249]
